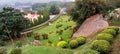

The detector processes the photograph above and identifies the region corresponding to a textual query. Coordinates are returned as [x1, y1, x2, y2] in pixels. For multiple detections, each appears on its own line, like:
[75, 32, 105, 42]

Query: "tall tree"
[69, 0, 111, 21]
[49, 5, 60, 15]
[43, 8, 50, 21]
[0, 7, 30, 45]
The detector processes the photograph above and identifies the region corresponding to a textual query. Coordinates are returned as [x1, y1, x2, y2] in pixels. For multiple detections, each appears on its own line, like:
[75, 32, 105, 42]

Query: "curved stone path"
[72, 14, 109, 39]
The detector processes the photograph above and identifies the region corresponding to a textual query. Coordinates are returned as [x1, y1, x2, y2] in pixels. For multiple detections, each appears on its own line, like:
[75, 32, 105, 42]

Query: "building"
[24, 13, 41, 22]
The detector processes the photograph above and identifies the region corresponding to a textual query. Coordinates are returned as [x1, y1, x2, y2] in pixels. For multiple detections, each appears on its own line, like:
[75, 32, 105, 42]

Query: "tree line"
[0, 7, 50, 45]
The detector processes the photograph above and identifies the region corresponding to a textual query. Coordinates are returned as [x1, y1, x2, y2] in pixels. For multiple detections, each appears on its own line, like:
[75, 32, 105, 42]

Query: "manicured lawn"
[22, 46, 73, 54]
[33, 15, 76, 45]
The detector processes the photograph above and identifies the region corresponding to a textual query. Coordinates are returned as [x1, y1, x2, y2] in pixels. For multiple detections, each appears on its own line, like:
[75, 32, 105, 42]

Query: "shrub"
[51, 43, 56, 47]
[76, 36, 86, 45]
[27, 32, 33, 37]
[91, 40, 111, 53]
[42, 33, 48, 39]
[15, 41, 22, 47]
[34, 33, 41, 40]
[0, 40, 5, 46]
[107, 26, 119, 32]
[57, 41, 68, 48]
[10, 48, 22, 54]
[102, 29, 116, 36]
[0, 48, 7, 54]
[96, 33, 113, 42]
[56, 30, 59, 33]
[69, 40, 78, 49]
[56, 24, 62, 28]
[46, 40, 52, 46]
[58, 29, 63, 35]
[64, 27, 68, 30]
[66, 39, 71, 43]
[49, 31, 53, 34]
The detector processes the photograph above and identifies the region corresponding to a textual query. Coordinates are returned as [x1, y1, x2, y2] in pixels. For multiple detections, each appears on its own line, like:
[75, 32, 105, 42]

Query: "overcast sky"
[0, 0, 75, 4]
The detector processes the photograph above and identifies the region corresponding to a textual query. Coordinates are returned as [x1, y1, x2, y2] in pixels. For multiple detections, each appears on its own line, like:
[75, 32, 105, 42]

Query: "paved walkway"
[72, 14, 109, 39]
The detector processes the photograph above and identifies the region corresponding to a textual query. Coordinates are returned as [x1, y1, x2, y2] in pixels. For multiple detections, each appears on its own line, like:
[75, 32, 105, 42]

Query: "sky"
[0, 0, 75, 5]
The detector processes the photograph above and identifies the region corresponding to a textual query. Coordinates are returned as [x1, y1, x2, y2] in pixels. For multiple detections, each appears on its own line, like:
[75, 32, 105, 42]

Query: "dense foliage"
[49, 5, 60, 15]
[0, 7, 30, 43]
[69, 40, 78, 49]
[96, 33, 113, 42]
[69, 0, 112, 21]
[107, 26, 119, 32]
[57, 41, 68, 48]
[91, 40, 111, 53]
[102, 29, 116, 36]
[76, 36, 86, 45]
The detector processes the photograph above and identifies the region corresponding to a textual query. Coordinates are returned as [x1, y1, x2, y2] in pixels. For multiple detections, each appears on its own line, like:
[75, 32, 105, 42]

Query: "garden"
[0, 0, 120, 54]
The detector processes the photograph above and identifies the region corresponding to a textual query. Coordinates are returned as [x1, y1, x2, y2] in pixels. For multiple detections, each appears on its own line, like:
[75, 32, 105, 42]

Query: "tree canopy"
[69, 0, 112, 21]
[0, 7, 30, 42]
[49, 5, 60, 15]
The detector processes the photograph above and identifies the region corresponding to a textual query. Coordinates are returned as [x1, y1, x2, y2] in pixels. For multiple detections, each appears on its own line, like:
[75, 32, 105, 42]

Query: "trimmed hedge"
[76, 36, 86, 45]
[34, 33, 41, 40]
[96, 33, 113, 42]
[107, 26, 119, 32]
[69, 40, 78, 49]
[91, 40, 111, 53]
[42, 33, 48, 39]
[102, 29, 116, 36]
[57, 41, 68, 48]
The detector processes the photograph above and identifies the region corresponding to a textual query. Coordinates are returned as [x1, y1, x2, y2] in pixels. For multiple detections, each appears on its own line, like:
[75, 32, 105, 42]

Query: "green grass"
[1, 15, 76, 54]
[21, 33, 100, 54]
[22, 46, 73, 54]
[33, 15, 76, 45]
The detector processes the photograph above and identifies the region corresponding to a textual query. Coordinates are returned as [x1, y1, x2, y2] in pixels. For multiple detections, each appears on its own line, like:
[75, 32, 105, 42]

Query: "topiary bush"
[96, 33, 113, 42]
[64, 27, 68, 30]
[57, 41, 68, 48]
[58, 29, 63, 35]
[76, 36, 86, 45]
[107, 26, 119, 32]
[34, 33, 41, 40]
[69, 40, 78, 49]
[42, 33, 48, 39]
[46, 40, 52, 46]
[91, 40, 111, 53]
[10, 48, 22, 54]
[56, 30, 59, 33]
[102, 29, 116, 36]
